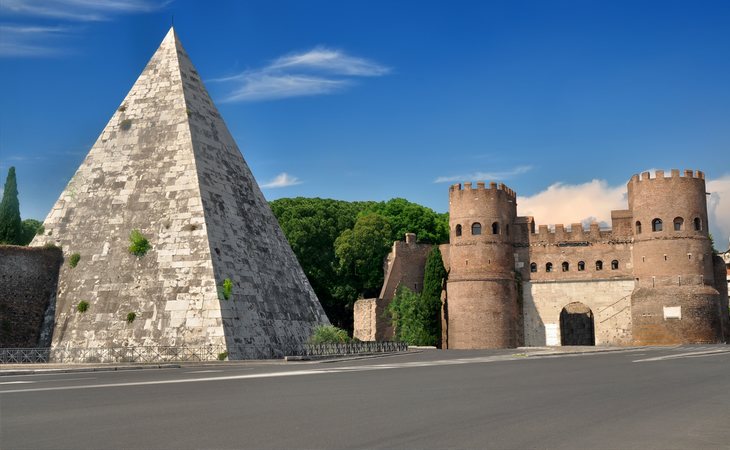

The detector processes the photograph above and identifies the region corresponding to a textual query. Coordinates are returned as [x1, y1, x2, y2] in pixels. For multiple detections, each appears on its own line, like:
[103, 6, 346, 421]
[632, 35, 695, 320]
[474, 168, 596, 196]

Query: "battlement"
[449, 181, 517, 199]
[629, 169, 705, 183]
[529, 222, 615, 244]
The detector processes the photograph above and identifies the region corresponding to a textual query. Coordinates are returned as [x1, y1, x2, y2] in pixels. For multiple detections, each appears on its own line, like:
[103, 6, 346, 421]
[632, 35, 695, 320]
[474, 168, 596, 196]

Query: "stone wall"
[353, 235, 432, 341]
[353, 298, 376, 341]
[0, 245, 63, 347]
[523, 279, 634, 346]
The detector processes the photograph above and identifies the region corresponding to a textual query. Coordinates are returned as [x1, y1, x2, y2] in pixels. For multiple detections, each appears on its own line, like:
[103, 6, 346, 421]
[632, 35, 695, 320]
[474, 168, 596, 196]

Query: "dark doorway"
[560, 302, 595, 346]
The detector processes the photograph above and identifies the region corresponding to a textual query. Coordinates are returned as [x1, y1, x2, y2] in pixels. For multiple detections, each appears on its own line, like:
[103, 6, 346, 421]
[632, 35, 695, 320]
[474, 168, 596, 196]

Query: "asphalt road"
[1, 346, 729, 449]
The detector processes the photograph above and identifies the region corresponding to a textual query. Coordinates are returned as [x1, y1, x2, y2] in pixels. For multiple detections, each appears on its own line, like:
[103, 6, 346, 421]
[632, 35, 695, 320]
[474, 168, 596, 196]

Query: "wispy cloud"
[260, 173, 302, 189]
[0, 0, 168, 57]
[0, 0, 168, 21]
[0, 24, 72, 57]
[211, 46, 390, 102]
[434, 165, 533, 183]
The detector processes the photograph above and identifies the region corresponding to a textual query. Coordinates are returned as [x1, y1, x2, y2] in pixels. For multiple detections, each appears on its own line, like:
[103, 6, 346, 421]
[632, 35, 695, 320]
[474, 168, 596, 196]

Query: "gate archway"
[560, 302, 595, 346]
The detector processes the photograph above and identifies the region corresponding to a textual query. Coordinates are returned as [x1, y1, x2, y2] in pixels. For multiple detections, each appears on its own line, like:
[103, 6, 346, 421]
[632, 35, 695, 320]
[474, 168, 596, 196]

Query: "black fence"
[300, 341, 409, 357]
[0, 341, 409, 364]
[0, 346, 226, 364]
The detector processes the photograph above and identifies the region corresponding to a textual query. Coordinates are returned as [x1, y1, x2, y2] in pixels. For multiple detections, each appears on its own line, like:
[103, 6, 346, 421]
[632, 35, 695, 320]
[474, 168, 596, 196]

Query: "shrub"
[128, 229, 151, 257]
[43, 242, 59, 249]
[222, 278, 233, 300]
[126, 312, 136, 323]
[309, 325, 350, 344]
[77, 301, 89, 313]
[217, 351, 228, 361]
[69, 252, 81, 268]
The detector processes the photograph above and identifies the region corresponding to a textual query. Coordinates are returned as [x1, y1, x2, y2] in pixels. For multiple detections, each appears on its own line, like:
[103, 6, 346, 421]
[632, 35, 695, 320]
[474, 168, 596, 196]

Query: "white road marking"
[633, 349, 730, 362]
[0, 347, 680, 394]
[184, 370, 224, 374]
[0, 381, 35, 385]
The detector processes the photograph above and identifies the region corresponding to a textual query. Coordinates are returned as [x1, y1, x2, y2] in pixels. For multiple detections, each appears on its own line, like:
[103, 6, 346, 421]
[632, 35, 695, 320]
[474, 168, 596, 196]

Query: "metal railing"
[1, 341, 409, 364]
[0, 346, 227, 364]
[300, 341, 408, 357]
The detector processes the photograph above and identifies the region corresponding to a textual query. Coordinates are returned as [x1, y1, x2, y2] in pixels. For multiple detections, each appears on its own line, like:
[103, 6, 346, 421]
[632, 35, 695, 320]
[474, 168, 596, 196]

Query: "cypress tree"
[421, 246, 448, 346]
[0, 167, 22, 245]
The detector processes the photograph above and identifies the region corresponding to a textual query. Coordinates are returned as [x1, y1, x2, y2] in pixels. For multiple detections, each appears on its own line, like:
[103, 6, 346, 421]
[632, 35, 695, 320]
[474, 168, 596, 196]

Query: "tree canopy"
[0, 167, 22, 245]
[270, 197, 448, 332]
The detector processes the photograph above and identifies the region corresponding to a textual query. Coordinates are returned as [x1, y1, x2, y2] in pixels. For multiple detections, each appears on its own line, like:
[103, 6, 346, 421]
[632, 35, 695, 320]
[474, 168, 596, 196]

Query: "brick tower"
[629, 169, 724, 344]
[445, 182, 519, 348]
[31, 28, 329, 359]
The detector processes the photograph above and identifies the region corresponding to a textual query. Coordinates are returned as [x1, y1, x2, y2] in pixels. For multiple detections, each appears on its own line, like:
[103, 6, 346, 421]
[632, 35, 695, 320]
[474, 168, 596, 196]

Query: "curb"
[0, 364, 180, 376]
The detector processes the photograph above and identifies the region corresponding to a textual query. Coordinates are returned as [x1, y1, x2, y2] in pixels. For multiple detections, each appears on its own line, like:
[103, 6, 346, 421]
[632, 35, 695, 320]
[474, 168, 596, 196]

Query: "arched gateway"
[560, 302, 595, 346]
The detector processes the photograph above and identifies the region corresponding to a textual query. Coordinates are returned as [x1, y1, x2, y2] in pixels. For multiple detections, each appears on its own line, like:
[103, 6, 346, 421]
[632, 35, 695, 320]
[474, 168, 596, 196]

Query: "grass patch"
[77, 301, 89, 313]
[217, 351, 228, 361]
[309, 325, 350, 344]
[126, 312, 136, 323]
[69, 252, 81, 268]
[128, 229, 151, 257]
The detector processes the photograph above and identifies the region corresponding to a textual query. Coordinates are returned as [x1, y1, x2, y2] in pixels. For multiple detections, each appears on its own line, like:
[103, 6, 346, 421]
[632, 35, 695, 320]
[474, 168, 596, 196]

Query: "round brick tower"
[446, 181, 519, 348]
[628, 169, 723, 344]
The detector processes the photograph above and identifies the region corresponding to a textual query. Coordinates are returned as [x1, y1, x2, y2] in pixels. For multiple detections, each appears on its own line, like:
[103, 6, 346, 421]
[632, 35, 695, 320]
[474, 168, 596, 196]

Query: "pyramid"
[32, 28, 329, 359]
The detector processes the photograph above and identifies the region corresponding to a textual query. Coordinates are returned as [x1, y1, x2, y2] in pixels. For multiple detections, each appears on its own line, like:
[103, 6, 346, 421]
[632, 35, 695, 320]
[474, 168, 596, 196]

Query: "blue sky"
[1, 1, 729, 246]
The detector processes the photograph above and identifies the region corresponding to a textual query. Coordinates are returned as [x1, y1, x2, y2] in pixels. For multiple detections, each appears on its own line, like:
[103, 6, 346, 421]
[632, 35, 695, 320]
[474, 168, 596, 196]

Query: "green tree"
[335, 212, 393, 298]
[18, 218, 42, 246]
[364, 198, 449, 244]
[388, 247, 447, 346]
[0, 167, 22, 245]
[388, 286, 432, 345]
[270, 197, 374, 328]
[421, 246, 447, 345]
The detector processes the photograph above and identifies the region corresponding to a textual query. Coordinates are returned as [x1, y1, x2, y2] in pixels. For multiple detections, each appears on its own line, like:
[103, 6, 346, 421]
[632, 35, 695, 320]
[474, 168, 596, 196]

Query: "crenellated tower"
[628, 169, 724, 344]
[445, 182, 519, 348]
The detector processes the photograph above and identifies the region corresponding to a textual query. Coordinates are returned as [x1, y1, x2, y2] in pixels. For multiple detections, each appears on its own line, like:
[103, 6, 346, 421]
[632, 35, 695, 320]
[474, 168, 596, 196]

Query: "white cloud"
[211, 47, 389, 102]
[0, 25, 71, 57]
[0, 0, 168, 21]
[269, 47, 390, 76]
[434, 165, 533, 183]
[260, 173, 302, 189]
[222, 74, 350, 103]
[516, 175, 730, 248]
[707, 174, 730, 251]
[0, 0, 168, 57]
[518, 179, 626, 229]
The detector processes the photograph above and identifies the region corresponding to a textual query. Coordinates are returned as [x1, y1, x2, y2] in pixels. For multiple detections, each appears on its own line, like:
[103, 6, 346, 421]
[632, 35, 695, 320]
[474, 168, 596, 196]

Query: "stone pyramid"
[32, 27, 329, 359]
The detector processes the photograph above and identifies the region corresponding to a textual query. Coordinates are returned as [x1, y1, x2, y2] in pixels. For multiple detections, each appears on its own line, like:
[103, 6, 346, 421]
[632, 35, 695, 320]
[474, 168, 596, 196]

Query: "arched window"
[673, 217, 684, 231]
[611, 260, 619, 270]
[471, 222, 481, 235]
[595, 260, 603, 271]
[506, 224, 510, 236]
[492, 222, 500, 235]
[578, 261, 585, 271]
[530, 262, 537, 273]
[455, 224, 462, 237]
[562, 261, 569, 272]
[546, 262, 553, 273]
[651, 218, 663, 232]
[693, 217, 702, 231]
[635, 221, 642, 234]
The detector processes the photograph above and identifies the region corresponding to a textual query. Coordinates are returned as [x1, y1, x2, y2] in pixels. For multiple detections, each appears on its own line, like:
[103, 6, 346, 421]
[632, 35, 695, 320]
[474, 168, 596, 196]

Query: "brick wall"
[0, 246, 62, 347]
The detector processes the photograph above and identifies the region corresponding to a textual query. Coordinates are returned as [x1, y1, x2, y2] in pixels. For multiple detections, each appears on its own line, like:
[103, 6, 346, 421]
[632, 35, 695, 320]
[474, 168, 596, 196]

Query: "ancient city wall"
[0, 245, 63, 347]
[353, 234, 432, 341]
[522, 279, 635, 346]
